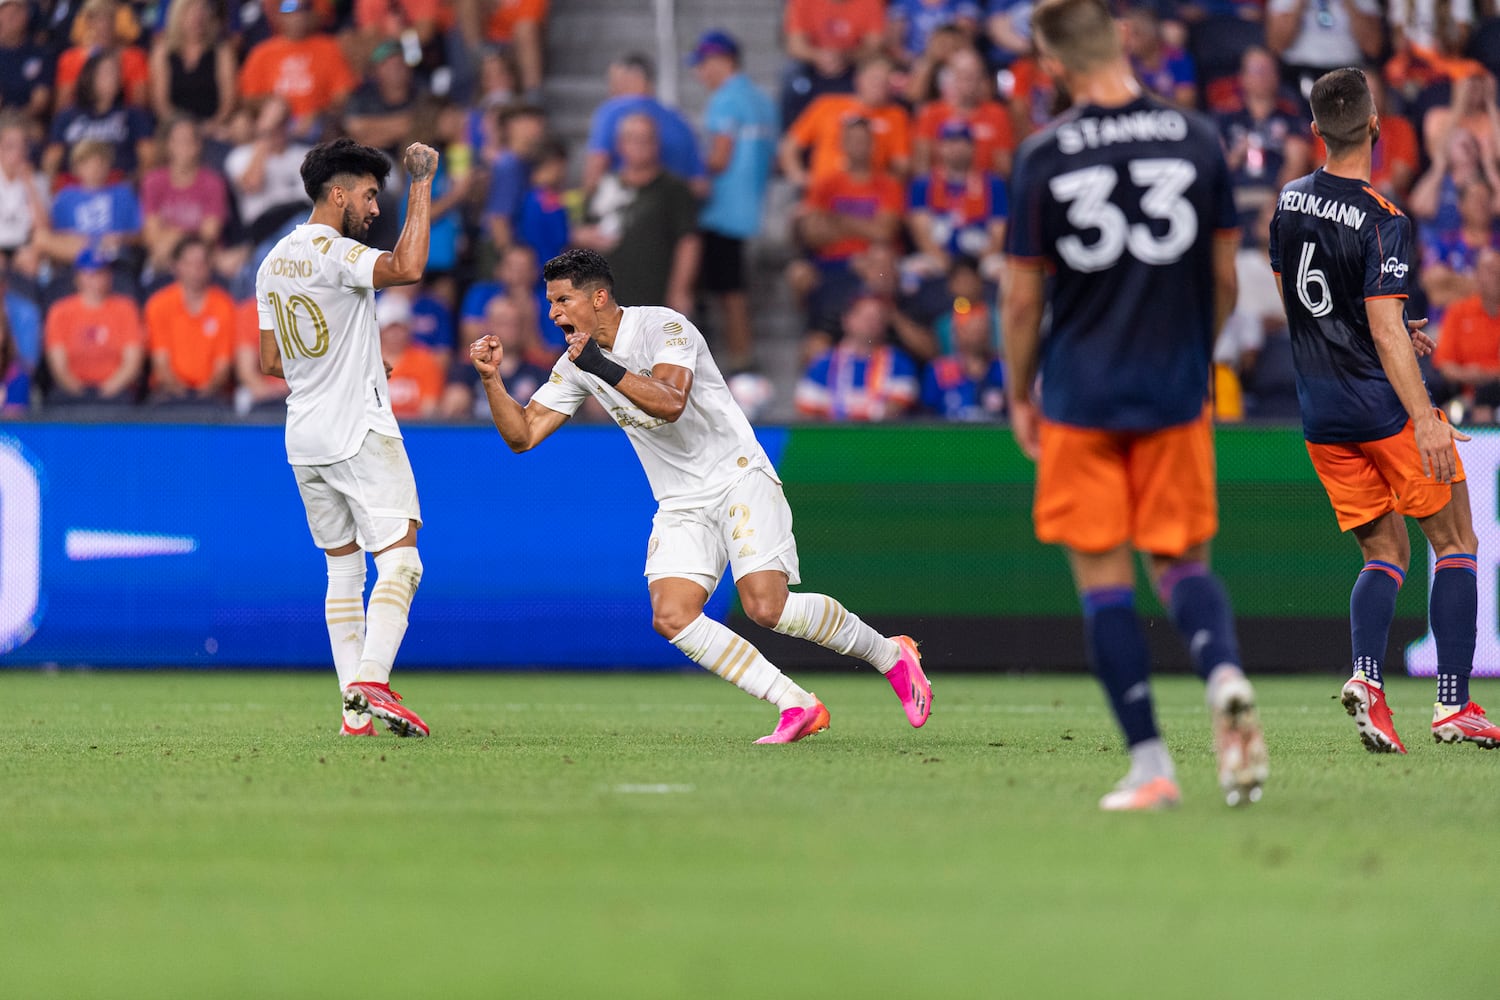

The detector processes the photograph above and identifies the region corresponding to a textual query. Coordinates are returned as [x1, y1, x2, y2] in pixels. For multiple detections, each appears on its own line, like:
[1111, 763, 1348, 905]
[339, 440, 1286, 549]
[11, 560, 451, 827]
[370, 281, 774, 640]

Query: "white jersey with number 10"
[255, 222, 401, 466]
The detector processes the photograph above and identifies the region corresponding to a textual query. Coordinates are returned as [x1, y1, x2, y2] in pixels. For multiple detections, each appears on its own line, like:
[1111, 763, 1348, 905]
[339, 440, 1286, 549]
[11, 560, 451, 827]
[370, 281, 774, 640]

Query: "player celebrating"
[1002, 0, 1268, 809]
[468, 248, 931, 743]
[257, 138, 438, 738]
[1270, 68, 1499, 752]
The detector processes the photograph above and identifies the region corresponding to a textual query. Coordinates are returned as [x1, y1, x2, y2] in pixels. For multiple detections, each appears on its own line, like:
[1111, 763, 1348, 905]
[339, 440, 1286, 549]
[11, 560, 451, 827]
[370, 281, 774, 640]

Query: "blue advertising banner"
[0, 424, 788, 668]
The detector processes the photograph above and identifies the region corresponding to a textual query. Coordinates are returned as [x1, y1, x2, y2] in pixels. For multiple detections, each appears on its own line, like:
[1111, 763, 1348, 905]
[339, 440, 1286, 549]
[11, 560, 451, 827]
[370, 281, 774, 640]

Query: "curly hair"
[299, 137, 391, 204]
[542, 248, 615, 293]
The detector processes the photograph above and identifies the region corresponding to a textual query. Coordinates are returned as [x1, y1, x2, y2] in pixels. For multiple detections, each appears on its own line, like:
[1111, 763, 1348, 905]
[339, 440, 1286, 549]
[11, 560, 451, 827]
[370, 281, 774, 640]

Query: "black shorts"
[699, 230, 746, 294]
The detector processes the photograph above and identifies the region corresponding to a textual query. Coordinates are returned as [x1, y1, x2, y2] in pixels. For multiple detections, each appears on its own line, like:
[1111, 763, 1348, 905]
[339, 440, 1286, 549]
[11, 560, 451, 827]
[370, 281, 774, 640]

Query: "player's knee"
[741, 591, 787, 630]
[652, 605, 698, 639]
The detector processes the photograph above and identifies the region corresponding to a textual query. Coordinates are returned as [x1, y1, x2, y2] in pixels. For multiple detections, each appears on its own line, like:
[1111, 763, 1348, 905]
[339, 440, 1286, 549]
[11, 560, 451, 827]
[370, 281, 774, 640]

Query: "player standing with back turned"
[1002, 0, 1269, 809]
[1270, 68, 1500, 752]
[257, 138, 439, 738]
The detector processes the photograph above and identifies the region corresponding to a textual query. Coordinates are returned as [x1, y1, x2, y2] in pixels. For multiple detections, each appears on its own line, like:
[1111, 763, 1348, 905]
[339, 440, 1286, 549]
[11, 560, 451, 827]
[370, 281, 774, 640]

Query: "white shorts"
[644, 469, 801, 595]
[293, 431, 422, 552]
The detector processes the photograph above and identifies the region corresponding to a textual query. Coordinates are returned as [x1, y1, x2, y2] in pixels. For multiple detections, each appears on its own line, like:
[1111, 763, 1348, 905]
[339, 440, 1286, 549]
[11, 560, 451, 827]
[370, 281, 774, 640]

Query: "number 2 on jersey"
[1294, 241, 1333, 318]
[266, 291, 331, 359]
[1050, 158, 1199, 272]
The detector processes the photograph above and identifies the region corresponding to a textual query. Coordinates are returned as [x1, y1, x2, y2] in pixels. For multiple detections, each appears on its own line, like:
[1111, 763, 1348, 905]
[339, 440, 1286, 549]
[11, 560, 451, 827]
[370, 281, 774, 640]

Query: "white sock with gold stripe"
[356, 547, 422, 685]
[325, 552, 367, 690]
[669, 614, 815, 711]
[774, 592, 900, 673]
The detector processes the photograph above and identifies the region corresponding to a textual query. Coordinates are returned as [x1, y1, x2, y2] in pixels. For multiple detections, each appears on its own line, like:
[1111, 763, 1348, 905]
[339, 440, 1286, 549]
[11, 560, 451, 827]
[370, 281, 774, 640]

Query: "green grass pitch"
[3, 671, 1497, 999]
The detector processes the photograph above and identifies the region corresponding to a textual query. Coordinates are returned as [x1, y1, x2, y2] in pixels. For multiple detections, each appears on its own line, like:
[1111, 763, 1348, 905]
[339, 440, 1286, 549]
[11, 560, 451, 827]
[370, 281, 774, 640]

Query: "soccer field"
[3, 671, 1495, 999]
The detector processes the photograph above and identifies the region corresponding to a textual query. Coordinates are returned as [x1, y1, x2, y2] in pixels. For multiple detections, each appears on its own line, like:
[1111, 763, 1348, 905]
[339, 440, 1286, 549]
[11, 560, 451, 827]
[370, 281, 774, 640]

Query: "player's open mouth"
[559, 323, 576, 335]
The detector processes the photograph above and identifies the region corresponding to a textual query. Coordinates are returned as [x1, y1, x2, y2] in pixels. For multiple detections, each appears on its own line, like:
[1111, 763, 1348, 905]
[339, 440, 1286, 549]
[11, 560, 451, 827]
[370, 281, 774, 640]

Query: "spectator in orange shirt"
[788, 115, 906, 300]
[55, 0, 150, 109]
[779, 56, 911, 189]
[781, 0, 886, 124]
[237, 0, 357, 137]
[232, 294, 289, 412]
[42, 246, 144, 406]
[377, 292, 444, 418]
[1433, 248, 1500, 423]
[481, 0, 549, 98]
[913, 45, 1015, 178]
[145, 236, 235, 406]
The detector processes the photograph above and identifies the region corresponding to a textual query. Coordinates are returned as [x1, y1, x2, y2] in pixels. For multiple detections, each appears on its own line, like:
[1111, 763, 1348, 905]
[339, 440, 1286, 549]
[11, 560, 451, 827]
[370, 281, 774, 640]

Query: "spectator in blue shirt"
[459, 243, 563, 353]
[33, 140, 141, 279]
[922, 260, 1005, 421]
[0, 255, 41, 372]
[0, 0, 52, 125]
[481, 103, 546, 258]
[889, 0, 983, 68]
[517, 137, 571, 266]
[691, 30, 777, 374]
[1122, 5, 1197, 108]
[582, 52, 705, 197]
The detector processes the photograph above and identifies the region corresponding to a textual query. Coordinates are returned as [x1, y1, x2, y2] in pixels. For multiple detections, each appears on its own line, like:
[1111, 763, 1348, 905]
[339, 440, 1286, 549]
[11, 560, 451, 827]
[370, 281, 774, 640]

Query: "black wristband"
[574, 337, 627, 386]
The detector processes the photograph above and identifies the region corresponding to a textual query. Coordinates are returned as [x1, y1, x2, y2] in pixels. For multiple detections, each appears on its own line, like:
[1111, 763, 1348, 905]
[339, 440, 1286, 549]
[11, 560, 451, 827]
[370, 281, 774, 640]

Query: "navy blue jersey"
[1268, 170, 1414, 444]
[1006, 95, 1238, 431]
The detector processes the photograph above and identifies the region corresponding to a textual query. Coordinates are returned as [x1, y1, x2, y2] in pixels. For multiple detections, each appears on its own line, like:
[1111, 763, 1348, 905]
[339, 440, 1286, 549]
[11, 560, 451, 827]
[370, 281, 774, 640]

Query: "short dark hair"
[1310, 68, 1375, 158]
[300, 137, 391, 204]
[173, 234, 210, 262]
[616, 53, 655, 82]
[543, 248, 614, 293]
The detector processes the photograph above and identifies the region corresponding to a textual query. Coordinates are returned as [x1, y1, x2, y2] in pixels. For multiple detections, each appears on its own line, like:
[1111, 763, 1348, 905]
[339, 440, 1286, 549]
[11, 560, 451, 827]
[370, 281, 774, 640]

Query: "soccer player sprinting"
[1270, 69, 1500, 752]
[1002, 0, 1269, 809]
[468, 248, 931, 742]
[257, 138, 438, 738]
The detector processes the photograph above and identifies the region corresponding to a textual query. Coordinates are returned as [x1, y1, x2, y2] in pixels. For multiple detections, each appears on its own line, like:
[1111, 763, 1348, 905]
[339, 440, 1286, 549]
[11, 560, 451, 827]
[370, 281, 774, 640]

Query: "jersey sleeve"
[1363, 212, 1412, 300]
[1267, 208, 1282, 275]
[330, 237, 381, 291]
[645, 313, 701, 373]
[529, 360, 590, 416]
[1003, 146, 1045, 263]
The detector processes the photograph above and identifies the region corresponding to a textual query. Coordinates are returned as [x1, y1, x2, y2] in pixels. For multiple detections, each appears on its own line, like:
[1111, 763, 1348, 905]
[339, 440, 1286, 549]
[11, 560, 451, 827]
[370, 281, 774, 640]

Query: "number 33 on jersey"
[1005, 96, 1239, 431]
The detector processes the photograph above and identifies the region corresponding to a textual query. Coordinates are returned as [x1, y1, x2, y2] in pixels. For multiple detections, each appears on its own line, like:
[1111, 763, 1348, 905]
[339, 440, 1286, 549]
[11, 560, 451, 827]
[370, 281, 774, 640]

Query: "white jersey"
[530, 306, 774, 510]
[255, 223, 401, 465]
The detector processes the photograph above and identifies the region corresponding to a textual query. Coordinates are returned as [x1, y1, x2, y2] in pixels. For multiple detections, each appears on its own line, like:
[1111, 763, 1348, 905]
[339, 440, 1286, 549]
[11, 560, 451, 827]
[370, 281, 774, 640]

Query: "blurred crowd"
[2, 0, 1500, 425]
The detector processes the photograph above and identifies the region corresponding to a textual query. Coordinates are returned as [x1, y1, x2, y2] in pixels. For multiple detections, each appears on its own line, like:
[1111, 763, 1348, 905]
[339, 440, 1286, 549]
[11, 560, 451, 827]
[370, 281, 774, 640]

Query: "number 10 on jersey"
[266, 291, 332, 359]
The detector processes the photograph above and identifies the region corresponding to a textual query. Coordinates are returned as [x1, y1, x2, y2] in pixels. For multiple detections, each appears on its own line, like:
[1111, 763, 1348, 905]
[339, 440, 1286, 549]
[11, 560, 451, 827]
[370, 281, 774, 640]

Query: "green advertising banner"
[741, 425, 1478, 673]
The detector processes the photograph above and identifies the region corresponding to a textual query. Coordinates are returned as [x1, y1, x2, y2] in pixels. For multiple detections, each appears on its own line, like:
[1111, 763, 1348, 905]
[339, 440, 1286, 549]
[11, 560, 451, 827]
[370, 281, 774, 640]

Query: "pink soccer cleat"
[754, 699, 830, 744]
[344, 681, 429, 738]
[1099, 775, 1182, 812]
[1432, 701, 1500, 748]
[887, 635, 932, 727]
[339, 709, 376, 736]
[1341, 675, 1405, 754]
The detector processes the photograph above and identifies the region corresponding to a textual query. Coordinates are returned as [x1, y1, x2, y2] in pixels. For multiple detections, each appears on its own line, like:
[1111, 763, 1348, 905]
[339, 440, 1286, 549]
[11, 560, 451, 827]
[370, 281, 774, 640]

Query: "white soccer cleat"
[1208, 669, 1269, 807]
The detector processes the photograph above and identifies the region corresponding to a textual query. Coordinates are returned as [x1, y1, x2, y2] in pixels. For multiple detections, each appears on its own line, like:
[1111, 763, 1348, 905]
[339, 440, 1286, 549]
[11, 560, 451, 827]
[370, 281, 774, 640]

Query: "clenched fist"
[404, 142, 439, 182]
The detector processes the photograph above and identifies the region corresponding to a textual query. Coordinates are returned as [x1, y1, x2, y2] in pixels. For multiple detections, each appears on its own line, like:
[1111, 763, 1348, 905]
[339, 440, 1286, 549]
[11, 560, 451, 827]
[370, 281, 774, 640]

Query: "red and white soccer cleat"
[754, 699, 830, 744]
[887, 635, 933, 727]
[1208, 670, 1269, 806]
[1099, 775, 1181, 812]
[1432, 701, 1500, 748]
[1341, 675, 1406, 754]
[343, 681, 429, 738]
[339, 709, 376, 736]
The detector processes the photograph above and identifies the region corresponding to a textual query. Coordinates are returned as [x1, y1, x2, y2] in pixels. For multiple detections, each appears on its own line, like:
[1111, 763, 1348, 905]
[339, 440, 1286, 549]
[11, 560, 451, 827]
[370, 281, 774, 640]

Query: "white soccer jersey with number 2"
[255, 222, 402, 466]
[530, 306, 775, 510]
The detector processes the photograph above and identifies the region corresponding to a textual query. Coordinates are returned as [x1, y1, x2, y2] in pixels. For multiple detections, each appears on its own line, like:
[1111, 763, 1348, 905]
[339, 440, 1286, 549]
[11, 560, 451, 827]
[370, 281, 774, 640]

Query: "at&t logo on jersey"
[1381, 257, 1409, 279]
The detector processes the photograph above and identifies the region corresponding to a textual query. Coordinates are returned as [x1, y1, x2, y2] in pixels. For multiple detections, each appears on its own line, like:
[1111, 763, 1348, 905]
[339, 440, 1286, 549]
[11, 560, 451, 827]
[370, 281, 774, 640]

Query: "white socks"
[1126, 738, 1176, 785]
[773, 592, 900, 673]
[669, 614, 815, 712]
[324, 552, 366, 689]
[356, 547, 422, 685]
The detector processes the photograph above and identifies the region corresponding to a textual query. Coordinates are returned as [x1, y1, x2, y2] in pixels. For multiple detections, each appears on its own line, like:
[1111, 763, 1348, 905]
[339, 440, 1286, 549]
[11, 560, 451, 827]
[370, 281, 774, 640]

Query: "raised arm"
[372, 143, 438, 289]
[469, 334, 570, 451]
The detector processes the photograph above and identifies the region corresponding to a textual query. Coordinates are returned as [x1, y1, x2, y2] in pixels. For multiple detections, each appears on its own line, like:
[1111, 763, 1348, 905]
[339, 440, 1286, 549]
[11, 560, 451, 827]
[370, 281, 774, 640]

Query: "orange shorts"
[1305, 414, 1465, 532]
[1034, 412, 1218, 556]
